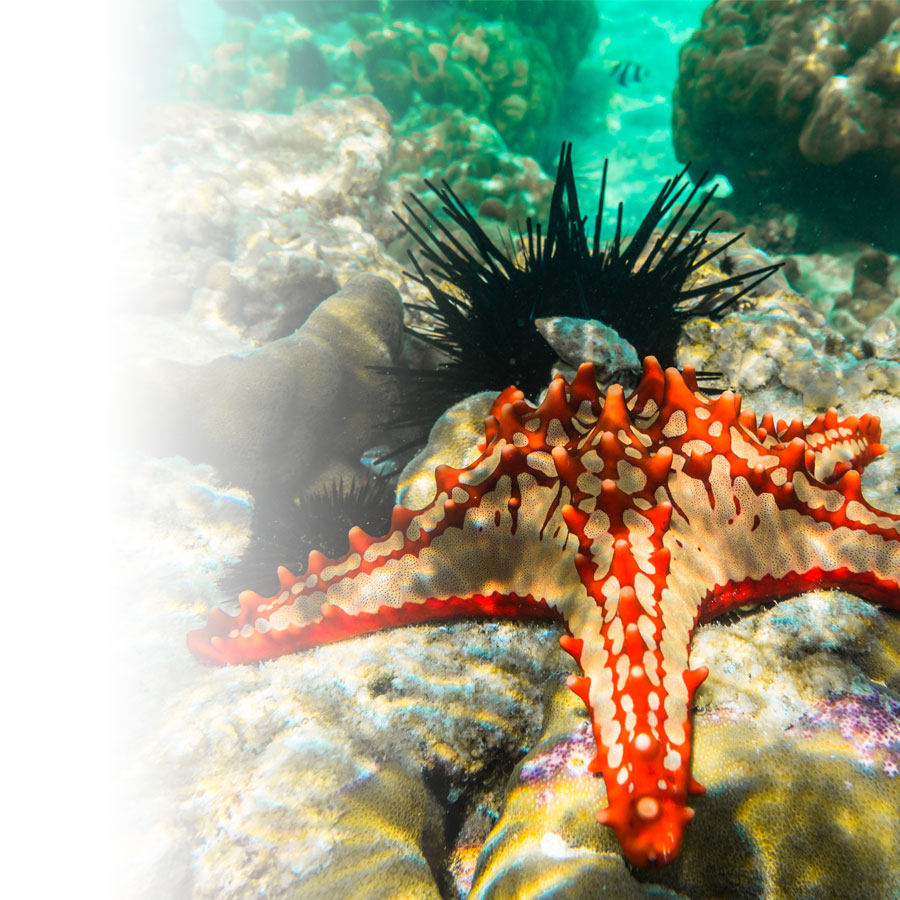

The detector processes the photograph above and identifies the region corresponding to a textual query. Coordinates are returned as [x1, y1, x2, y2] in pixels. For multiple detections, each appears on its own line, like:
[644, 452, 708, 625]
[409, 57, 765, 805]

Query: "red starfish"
[189, 357, 900, 867]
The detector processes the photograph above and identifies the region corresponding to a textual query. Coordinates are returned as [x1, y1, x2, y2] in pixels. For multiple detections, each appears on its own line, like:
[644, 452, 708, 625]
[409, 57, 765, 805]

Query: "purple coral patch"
[789, 689, 900, 777]
[519, 721, 595, 785]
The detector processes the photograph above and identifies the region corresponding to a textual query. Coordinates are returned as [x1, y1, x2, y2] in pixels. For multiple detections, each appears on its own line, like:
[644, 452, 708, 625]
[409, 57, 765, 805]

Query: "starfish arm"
[189, 367, 612, 666]
[667, 446, 900, 623]
[558, 509, 706, 869]
[188, 439, 581, 665]
[628, 363, 900, 621]
[537, 366, 708, 867]
[761, 407, 889, 483]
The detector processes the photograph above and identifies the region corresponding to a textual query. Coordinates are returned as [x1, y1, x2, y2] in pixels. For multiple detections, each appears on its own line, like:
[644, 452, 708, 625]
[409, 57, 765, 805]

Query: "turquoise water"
[126, 0, 715, 231]
[123, 0, 900, 249]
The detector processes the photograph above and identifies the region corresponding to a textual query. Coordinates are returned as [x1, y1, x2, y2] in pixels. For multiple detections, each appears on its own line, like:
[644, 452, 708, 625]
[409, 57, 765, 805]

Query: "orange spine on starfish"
[188, 356, 900, 869]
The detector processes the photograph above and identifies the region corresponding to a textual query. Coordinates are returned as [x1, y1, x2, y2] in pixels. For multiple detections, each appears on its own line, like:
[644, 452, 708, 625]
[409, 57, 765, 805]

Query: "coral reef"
[115, 46, 900, 896]
[115, 94, 571, 585]
[119, 95, 408, 345]
[385, 104, 556, 265]
[118, 95, 558, 367]
[678, 238, 900, 409]
[183, 1, 598, 155]
[673, 0, 900, 247]
[353, 15, 563, 154]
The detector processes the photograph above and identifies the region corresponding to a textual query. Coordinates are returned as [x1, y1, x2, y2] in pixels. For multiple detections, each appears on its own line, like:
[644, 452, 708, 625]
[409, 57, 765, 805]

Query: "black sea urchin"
[377, 143, 781, 457]
[297, 476, 396, 560]
[221, 477, 396, 597]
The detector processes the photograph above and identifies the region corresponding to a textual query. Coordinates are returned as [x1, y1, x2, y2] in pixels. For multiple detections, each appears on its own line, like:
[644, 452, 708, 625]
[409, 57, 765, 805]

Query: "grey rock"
[535, 316, 641, 389]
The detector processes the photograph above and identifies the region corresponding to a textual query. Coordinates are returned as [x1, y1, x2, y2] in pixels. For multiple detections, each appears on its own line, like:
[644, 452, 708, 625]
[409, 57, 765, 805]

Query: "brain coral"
[673, 0, 900, 247]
